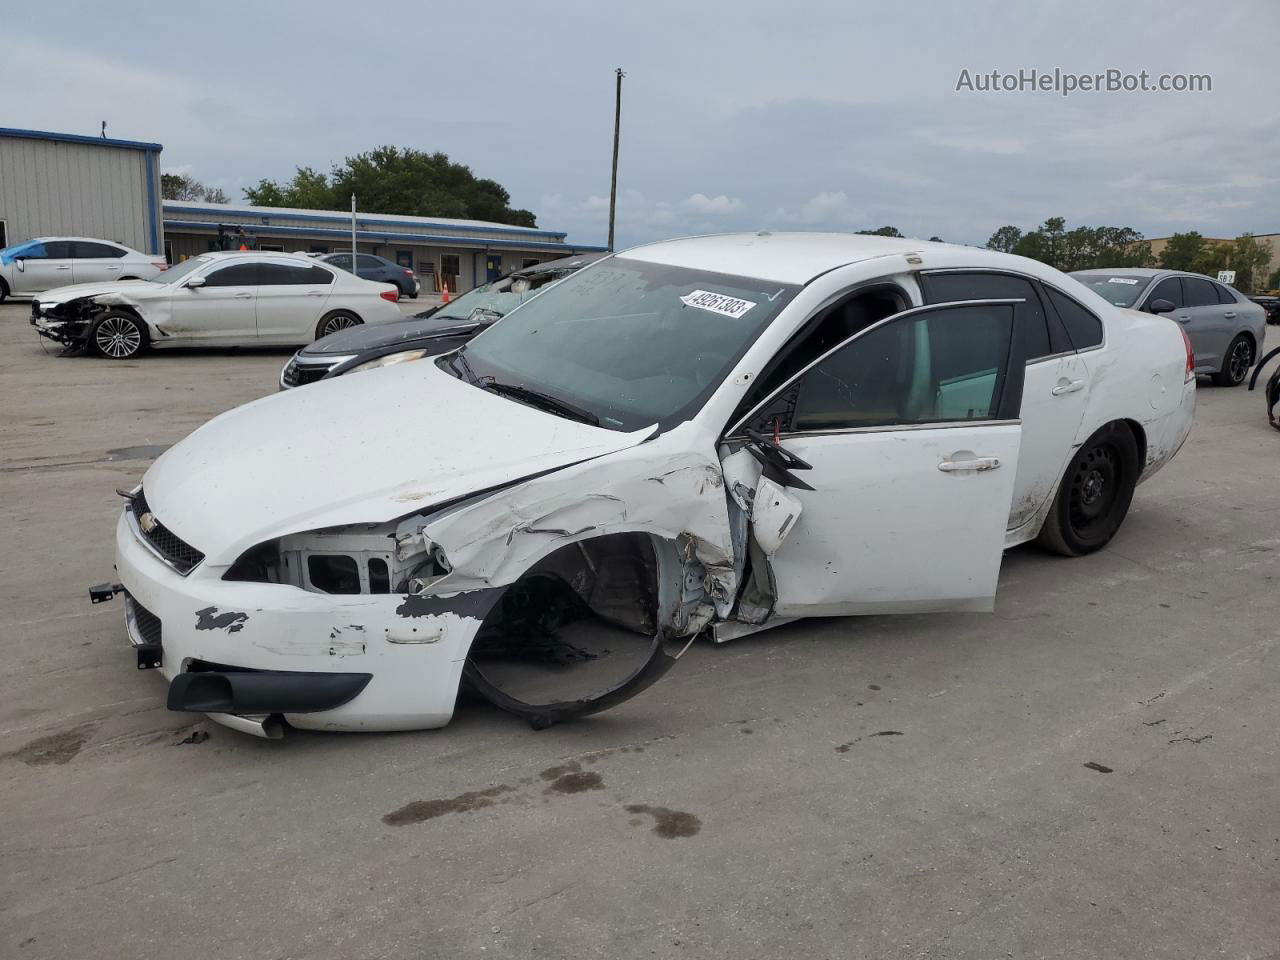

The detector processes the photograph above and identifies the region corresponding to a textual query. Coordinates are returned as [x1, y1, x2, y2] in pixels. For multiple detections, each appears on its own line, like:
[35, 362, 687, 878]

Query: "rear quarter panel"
[1079, 305, 1194, 479]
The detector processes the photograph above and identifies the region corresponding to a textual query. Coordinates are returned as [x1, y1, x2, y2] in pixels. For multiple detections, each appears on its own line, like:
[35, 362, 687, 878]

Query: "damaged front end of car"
[31, 291, 147, 351]
[103, 430, 752, 737]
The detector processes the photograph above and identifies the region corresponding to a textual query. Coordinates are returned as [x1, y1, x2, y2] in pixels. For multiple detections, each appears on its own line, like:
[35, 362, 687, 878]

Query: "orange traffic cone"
[441, 278, 449, 304]
[239, 243, 247, 251]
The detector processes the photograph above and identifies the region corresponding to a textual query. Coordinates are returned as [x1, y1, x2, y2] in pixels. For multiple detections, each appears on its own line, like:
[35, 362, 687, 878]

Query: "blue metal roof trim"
[163, 202, 567, 240]
[0, 127, 163, 153]
[163, 219, 608, 253]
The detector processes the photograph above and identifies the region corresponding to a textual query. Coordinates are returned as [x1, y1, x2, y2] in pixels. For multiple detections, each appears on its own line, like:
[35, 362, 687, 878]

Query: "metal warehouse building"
[0, 127, 163, 255]
[163, 201, 606, 295]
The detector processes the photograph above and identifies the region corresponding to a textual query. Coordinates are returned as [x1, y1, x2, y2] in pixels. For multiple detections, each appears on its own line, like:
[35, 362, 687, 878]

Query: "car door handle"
[1223, 311, 1236, 319]
[938, 456, 1001, 473]
[306, 290, 324, 296]
[1051, 378, 1085, 396]
[1175, 314, 1191, 323]
[233, 292, 253, 299]
[56, 265, 72, 270]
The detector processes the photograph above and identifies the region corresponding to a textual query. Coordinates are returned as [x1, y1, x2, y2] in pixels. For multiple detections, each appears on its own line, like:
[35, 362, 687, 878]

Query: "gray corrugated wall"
[0, 136, 160, 253]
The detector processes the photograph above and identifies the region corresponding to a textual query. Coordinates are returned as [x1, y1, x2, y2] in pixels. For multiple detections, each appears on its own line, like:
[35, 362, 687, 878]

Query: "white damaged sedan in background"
[32, 251, 404, 359]
[95, 233, 1196, 737]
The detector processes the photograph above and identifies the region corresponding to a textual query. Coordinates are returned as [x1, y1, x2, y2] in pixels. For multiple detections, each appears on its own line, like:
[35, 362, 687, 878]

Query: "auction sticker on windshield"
[1108, 277, 1140, 284]
[680, 289, 757, 319]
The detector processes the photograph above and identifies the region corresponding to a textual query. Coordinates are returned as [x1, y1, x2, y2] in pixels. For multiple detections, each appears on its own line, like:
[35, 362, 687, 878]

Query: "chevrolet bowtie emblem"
[138, 512, 158, 534]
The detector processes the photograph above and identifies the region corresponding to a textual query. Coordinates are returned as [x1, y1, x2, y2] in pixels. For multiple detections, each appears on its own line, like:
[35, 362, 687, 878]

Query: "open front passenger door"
[725, 299, 1025, 618]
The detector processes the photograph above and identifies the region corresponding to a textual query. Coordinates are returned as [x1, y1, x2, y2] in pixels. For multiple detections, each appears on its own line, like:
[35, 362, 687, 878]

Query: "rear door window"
[1146, 277, 1184, 310]
[920, 271, 1059, 359]
[1045, 288, 1104, 350]
[1212, 283, 1237, 304]
[73, 241, 125, 258]
[260, 263, 331, 285]
[1182, 276, 1218, 308]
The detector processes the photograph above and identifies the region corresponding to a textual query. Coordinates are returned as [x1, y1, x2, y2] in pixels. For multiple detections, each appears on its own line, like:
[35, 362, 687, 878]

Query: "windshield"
[1071, 272, 1149, 308]
[153, 256, 211, 283]
[433, 271, 566, 323]
[453, 257, 799, 431]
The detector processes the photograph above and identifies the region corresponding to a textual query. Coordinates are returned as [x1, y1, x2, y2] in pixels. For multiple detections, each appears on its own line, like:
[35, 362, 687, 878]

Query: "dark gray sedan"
[1071, 268, 1266, 386]
[321, 253, 420, 299]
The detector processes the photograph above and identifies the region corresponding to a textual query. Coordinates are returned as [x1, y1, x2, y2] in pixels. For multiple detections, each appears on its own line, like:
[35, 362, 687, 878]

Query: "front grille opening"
[308, 555, 361, 594]
[129, 596, 163, 645]
[285, 361, 333, 387]
[131, 490, 205, 574]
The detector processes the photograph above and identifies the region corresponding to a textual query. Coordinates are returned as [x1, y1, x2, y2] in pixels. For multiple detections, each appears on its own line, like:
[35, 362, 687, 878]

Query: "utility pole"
[350, 193, 358, 259]
[607, 68, 625, 252]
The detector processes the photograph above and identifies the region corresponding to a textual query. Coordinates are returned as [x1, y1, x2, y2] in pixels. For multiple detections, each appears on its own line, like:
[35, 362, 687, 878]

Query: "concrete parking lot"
[1, 301, 1276, 960]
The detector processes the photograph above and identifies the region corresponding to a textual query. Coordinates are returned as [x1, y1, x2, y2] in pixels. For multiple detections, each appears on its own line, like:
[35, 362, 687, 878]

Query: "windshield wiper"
[483, 381, 600, 426]
[447, 348, 481, 385]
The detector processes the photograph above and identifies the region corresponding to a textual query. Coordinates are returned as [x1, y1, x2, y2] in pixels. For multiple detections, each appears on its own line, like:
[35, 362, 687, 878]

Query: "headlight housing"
[346, 349, 429, 375]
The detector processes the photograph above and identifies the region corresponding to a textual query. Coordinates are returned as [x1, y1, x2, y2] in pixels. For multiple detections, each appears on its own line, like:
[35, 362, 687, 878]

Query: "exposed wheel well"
[0, 277, 9, 300]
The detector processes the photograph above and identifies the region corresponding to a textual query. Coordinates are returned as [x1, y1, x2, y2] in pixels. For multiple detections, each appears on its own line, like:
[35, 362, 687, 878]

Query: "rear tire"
[315, 311, 362, 340]
[89, 311, 148, 360]
[0, 278, 8, 303]
[1211, 334, 1253, 387]
[1038, 422, 1140, 557]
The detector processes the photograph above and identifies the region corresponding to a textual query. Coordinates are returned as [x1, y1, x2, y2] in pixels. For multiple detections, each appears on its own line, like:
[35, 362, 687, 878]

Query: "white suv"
[0, 237, 166, 301]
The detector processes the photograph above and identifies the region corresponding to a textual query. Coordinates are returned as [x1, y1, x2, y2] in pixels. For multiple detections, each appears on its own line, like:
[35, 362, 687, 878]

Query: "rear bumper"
[114, 511, 496, 733]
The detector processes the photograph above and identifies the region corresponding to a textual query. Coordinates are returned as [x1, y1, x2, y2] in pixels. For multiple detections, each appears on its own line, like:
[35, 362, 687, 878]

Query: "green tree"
[985, 225, 1023, 253]
[1223, 234, 1273, 293]
[856, 226, 905, 237]
[161, 172, 227, 203]
[244, 147, 537, 227]
[1158, 232, 1206, 271]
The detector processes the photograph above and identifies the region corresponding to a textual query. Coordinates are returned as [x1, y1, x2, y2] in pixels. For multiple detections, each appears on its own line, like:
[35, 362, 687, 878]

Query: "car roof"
[618, 232, 972, 285]
[195, 250, 321, 262]
[1072, 267, 1227, 283]
[30, 236, 130, 246]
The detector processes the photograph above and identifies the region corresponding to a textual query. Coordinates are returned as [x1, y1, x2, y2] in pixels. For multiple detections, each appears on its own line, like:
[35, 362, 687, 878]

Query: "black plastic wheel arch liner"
[167, 667, 372, 715]
[462, 630, 680, 731]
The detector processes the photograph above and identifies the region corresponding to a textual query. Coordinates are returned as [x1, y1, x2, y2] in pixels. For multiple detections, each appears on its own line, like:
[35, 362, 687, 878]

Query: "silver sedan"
[1072, 268, 1266, 386]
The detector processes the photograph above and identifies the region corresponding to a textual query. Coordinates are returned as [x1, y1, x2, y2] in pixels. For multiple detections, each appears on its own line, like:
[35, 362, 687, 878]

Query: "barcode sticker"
[679, 289, 757, 319]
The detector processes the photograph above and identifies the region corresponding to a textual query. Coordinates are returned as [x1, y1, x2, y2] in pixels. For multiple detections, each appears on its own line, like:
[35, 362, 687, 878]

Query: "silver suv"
[0, 237, 166, 302]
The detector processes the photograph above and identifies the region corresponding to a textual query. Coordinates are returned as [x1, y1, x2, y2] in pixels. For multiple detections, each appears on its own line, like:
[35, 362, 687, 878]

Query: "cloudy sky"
[6, 0, 1277, 248]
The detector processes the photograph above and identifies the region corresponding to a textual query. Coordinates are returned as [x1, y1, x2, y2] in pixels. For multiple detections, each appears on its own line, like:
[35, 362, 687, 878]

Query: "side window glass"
[1212, 282, 1236, 305]
[74, 242, 124, 258]
[260, 263, 329, 285]
[17, 242, 50, 259]
[42, 241, 74, 259]
[1045, 288, 1103, 350]
[920, 271, 1053, 360]
[731, 285, 907, 427]
[777, 303, 1014, 432]
[307, 265, 334, 284]
[357, 255, 381, 269]
[203, 263, 260, 287]
[1183, 277, 1217, 308]
[1146, 277, 1183, 309]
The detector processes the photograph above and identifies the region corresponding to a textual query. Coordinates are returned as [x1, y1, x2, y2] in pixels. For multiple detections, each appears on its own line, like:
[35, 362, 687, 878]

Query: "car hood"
[36, 280, 164, 304]
[303, 312, 487, 356]
[142, 360, 652, 566]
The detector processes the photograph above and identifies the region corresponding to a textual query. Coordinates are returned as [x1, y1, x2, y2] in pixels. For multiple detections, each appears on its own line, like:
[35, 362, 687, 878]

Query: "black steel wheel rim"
[1068, 442, 1120, 534]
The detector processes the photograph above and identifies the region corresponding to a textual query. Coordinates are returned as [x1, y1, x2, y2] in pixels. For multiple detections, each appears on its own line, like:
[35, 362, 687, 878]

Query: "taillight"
[379, 289, 399, 303]
[152, 261, 168, 271]
[403, 269, 414, 276]
[1179, 327, 1194, 380]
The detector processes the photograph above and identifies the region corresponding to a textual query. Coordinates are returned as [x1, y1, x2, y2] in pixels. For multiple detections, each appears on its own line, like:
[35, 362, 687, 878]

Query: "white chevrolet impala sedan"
[102, 233, 1196, 737]
[32, 251, 403, 359]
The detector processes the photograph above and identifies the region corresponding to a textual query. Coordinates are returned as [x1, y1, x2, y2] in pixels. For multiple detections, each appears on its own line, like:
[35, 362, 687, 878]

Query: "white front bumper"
[114, 512, 485, 732]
